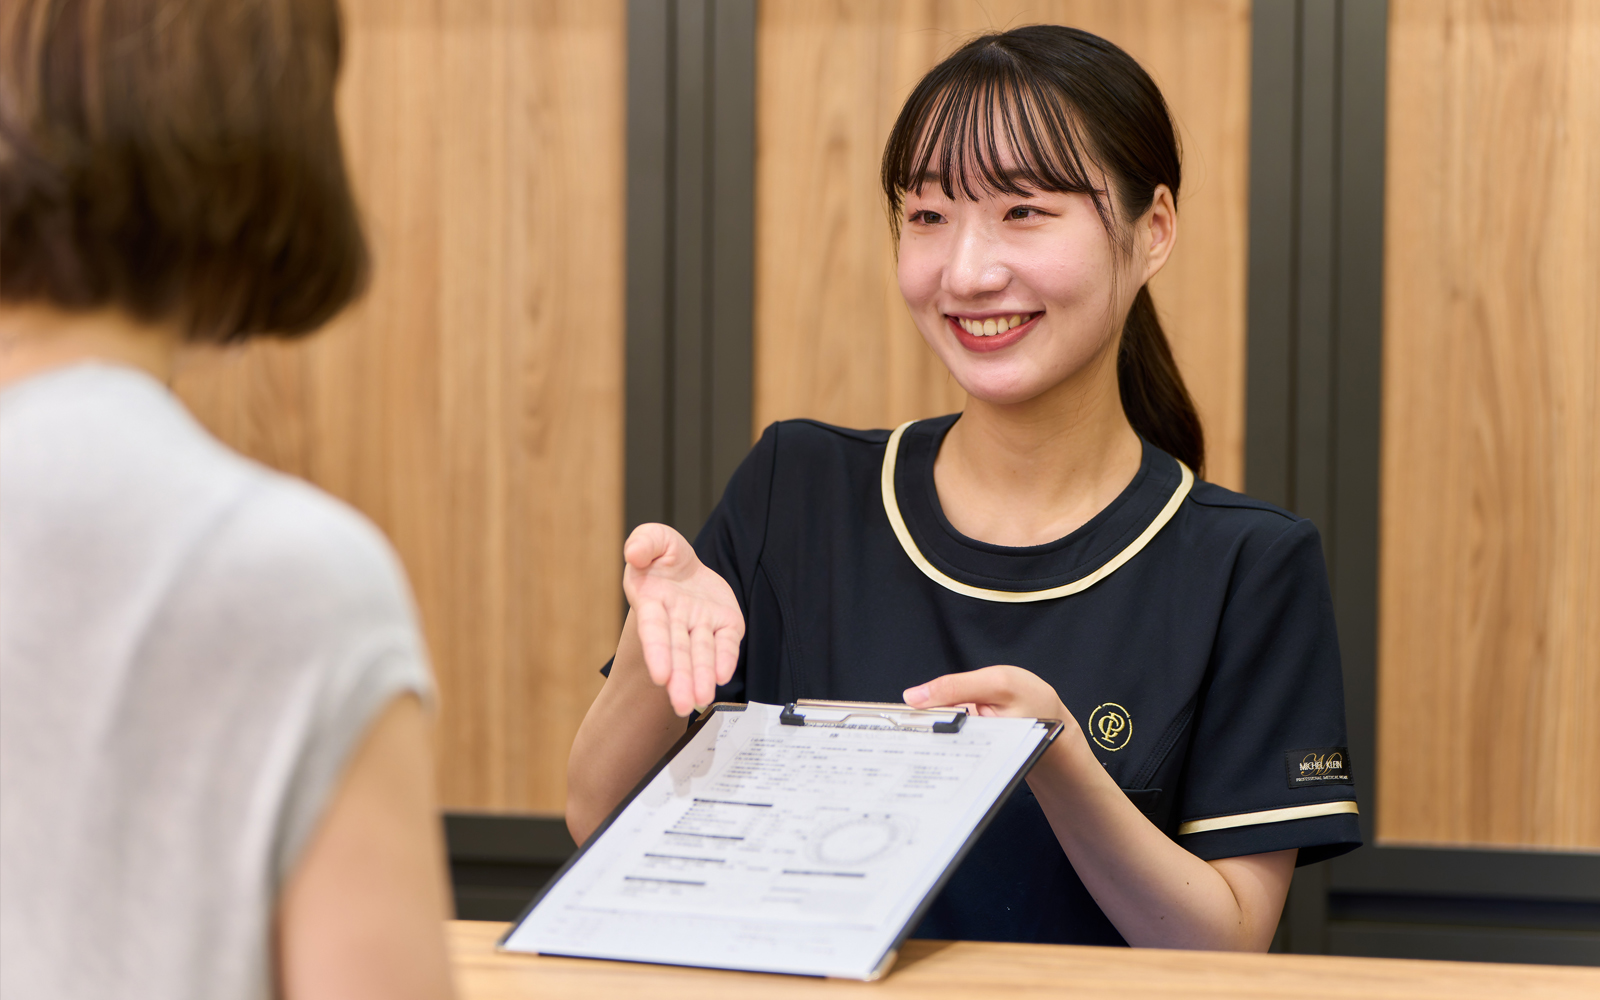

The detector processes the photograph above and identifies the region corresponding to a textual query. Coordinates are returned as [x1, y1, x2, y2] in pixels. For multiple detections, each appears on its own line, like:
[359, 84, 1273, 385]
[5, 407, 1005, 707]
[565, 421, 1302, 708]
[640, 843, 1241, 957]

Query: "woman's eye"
[1007, 205, 1043, 220]
[909, 210, 945, 225]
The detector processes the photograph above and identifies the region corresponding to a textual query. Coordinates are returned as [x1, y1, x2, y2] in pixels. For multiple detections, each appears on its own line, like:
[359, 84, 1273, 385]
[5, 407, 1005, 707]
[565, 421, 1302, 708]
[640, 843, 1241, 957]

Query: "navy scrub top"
[679, 414, 1361, 945]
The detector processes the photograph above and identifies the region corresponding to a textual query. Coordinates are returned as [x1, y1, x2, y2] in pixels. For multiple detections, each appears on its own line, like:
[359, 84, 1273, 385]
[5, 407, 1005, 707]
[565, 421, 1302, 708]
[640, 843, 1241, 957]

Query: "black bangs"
[881, 26, 1182, 250]
[883, 50, 1111, 237]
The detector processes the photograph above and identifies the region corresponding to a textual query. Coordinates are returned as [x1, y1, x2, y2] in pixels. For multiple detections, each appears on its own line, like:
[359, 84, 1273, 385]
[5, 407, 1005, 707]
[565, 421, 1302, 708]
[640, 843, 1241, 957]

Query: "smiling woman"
[567, 25, 1359, 955]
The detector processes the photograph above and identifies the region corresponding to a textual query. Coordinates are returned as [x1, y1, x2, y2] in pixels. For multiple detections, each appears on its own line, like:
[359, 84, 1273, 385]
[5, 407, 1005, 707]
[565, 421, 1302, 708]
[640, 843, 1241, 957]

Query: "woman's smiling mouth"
[947, 311, 1042, 352]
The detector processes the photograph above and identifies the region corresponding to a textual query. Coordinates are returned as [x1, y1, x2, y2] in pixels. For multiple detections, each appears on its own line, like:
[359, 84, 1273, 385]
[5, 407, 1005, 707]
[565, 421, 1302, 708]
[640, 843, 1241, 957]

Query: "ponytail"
[1118, 286, 1205, 477]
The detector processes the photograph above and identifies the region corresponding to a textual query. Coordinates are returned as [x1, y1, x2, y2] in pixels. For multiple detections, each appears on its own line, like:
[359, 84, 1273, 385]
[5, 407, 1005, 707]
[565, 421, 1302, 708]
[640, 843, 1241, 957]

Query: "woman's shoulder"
[202, 473, 418, 630]
[739, 417, 898, 486]
[709, 418, 903, 539]
[1184, 478, 1301, 523]
[4, 362, 413, 617]
[1174, 477, 1325, 572]
[1171, 476, 1318, 553]
[760, 417, 895, 454]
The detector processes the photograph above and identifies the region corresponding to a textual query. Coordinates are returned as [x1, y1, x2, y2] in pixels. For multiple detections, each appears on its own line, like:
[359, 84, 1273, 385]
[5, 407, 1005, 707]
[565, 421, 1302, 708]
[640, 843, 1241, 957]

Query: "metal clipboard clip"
[779, 699, 968, 733]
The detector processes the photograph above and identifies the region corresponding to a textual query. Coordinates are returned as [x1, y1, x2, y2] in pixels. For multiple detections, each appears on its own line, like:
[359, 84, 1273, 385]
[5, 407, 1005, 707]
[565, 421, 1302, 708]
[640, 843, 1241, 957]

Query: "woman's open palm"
[622, 523, 745, 716]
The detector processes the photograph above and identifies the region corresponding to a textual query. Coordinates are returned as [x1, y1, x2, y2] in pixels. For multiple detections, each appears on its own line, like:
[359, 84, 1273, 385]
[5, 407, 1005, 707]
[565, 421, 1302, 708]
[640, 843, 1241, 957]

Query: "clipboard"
[498, 700, 1064, 981]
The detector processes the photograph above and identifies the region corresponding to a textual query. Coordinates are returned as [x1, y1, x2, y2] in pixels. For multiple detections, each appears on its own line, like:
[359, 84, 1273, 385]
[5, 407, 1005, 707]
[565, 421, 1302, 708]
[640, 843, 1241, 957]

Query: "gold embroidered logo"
[1088, 703, 1132, 752]
[1284, 746, 1353, 787]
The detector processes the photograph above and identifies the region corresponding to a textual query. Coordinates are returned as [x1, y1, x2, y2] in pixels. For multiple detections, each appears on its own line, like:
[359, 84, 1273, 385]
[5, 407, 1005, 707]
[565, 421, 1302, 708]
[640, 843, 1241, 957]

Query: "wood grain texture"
[753, 1, 1251, 489]
[447, 920, 1600, 999]
[172, 0, 625, 813]
[1377, 0, 1600, 849]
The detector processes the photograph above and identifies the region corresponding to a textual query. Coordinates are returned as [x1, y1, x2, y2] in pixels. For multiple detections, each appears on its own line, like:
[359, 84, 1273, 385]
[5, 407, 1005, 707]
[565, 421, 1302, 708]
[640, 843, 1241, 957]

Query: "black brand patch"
[1285, 747, 1352, 787]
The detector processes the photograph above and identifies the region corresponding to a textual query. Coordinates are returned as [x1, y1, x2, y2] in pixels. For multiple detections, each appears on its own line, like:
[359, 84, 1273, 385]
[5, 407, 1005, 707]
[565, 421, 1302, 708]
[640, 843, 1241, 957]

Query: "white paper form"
[501, 702, 1053, 979]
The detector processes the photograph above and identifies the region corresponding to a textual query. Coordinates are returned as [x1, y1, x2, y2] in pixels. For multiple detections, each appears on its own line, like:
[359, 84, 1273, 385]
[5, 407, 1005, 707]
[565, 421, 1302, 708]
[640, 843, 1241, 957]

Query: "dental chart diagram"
[501, 700, 1061, 980]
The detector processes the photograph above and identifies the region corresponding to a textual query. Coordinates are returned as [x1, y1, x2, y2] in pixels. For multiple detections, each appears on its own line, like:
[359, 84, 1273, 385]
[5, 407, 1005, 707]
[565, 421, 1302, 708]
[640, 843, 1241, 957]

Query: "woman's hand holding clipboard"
[905, 664, 1082, 731]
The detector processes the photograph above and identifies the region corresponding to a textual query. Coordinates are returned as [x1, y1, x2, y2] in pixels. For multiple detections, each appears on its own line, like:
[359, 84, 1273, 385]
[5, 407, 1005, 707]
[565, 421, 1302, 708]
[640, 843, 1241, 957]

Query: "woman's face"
[897, 164, 1173, 407]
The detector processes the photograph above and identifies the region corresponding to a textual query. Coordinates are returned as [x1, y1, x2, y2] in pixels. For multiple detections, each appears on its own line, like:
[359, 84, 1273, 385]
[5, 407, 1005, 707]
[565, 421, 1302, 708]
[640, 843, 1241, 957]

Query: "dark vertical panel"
[671, 0, 711, 530]
[624, 0, 673, 532]
[1293, 1, 1339, 543]
[1247, 0, 1351, 542]
[1244, 0, 1299, 509]
[625, 0, 755, 539]
[708, 0, 756, 502]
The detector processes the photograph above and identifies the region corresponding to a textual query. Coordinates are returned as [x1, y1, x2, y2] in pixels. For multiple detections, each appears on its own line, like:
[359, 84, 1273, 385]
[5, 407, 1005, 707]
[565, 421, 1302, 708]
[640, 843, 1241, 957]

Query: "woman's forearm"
[565, 612, 686, 844]
[1026, 727, 1293, 950]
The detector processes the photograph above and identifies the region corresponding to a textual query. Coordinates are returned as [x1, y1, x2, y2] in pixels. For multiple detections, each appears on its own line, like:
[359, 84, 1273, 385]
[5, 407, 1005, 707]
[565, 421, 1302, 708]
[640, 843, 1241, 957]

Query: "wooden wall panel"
[172, 0, 626, 814]
[754, 0, 1251, 489]
[1377, 0, 1600, 849]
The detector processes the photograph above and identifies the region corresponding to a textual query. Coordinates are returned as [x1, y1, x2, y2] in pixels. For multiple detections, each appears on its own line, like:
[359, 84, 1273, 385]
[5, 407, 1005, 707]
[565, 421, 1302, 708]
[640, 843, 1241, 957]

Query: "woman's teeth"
[955, 313, 1031, 337]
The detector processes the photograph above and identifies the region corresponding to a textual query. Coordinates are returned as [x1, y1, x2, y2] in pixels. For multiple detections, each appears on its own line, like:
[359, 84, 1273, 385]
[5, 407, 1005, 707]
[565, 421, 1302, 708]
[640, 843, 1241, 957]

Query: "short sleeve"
[274, 642, 432, 886]
[1175, 517, 1362, 865]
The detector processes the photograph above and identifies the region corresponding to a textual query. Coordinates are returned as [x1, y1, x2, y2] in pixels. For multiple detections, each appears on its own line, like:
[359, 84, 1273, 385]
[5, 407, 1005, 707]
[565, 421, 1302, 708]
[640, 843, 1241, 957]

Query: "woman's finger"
[904, 666, 1018, 710]
[689, 621, 718, 709]
[632, 602, 675, 687]
[712, 623, 742, 685]
[666, 617, 695, 716]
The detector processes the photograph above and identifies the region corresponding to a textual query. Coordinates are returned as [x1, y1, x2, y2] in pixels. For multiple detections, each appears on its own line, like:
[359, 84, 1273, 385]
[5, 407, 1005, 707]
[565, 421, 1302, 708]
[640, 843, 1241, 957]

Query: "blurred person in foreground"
[0, 2, 454, 998]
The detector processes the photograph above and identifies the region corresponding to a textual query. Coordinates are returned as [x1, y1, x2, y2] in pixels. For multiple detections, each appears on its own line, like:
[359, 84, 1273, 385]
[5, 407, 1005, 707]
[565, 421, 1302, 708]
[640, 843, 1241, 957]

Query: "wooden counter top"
[449, 920, 1598, 999]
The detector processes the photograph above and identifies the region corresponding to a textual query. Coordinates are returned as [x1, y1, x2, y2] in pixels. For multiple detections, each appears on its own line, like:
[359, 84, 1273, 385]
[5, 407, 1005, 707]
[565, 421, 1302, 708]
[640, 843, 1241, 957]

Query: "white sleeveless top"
[0, 364, 432, 1000]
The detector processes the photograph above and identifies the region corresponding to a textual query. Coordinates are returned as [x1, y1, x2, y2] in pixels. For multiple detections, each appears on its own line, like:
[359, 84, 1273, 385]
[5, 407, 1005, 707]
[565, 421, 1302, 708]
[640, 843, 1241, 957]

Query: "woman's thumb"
[624, 522, 687, 571]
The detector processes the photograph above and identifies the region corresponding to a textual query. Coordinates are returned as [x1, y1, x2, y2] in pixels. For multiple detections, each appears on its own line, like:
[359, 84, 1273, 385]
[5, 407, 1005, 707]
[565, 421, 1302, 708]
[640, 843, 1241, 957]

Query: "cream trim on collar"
[879, 420, 1195, 603]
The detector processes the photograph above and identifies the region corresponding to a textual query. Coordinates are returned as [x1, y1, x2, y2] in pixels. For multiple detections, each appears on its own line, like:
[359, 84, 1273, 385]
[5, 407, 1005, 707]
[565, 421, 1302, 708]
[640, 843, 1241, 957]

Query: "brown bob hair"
[882, 25, 1204, 476]
[0, 0, 367, 343]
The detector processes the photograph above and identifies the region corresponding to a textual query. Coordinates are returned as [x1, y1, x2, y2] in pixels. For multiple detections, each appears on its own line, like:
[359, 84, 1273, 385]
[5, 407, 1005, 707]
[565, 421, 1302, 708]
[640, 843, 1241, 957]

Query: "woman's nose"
[942, 225, 1009, 298]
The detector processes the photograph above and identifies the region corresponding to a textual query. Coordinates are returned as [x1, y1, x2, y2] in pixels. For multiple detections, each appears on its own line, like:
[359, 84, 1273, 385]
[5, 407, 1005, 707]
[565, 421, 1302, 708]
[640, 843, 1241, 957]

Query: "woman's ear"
[1139, 184, 1178, 282]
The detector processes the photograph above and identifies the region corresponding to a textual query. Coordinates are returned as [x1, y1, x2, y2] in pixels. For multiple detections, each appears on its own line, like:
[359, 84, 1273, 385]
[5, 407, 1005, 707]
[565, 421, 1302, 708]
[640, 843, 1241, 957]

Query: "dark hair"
[0, 0, 367, 343]
[881, 25, 1204, 475]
